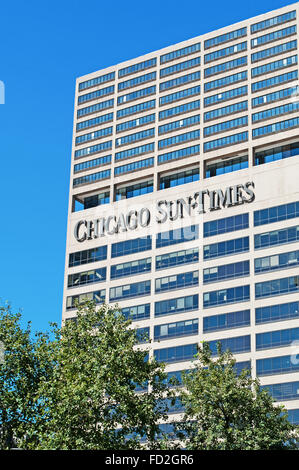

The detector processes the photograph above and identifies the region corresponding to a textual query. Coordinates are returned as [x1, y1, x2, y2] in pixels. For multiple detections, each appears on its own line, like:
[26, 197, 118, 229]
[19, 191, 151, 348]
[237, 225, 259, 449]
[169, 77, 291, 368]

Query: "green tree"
[0, 304, 53, 449]
[0, 302, 169, 450]
[176, 342, 298, 450]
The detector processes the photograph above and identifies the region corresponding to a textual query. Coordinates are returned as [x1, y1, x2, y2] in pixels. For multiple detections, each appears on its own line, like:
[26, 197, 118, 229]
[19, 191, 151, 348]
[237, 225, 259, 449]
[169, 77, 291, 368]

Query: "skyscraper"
[63, 3, 299, 424]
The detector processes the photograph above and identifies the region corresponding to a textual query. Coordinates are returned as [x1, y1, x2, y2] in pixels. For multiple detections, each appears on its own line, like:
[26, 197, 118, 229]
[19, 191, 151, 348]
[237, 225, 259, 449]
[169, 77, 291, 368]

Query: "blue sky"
[0, 0, 296, 333]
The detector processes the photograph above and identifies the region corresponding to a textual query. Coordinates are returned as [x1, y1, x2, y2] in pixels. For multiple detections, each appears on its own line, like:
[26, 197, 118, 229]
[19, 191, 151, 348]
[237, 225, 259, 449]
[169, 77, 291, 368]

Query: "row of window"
[77, 11, 296, 91]
[251, 25, 296, 48]
[68, 274, 298, 308]
[251, 39, 297, 64]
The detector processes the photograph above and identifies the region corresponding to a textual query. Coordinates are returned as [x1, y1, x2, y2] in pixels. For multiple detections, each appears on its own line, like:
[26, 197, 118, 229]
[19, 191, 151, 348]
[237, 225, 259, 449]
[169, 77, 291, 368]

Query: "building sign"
[74, 181, 255, 242]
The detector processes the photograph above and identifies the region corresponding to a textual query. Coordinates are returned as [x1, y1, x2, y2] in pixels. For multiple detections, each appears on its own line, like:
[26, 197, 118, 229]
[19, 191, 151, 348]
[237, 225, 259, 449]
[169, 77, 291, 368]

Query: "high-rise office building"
[63, 3, 299, 424]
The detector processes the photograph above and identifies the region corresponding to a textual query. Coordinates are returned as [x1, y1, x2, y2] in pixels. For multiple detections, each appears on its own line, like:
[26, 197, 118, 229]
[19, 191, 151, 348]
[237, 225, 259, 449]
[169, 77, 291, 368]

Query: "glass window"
[155, 294, 198, 318]
[203, 260, 249, 283]
[114, 157, 154, 176]
[115, 180, 153, 200]
[69, 245, 107, 267]
[73, 169, 111, 187]
[204, 132, 248, 152]
[204, 27, 247, 49]
[254, 201, 299, 226]
[155, 271, 199, 293]
[255, 275, 299, 299]
[159, 168, 199, 189]
[203, 309, 250, 332]
[121, 303, 150, 321]
[160, 42, 201, 64]
[118, 58, 157, 78]
[256, 327, 299, 350]
[203, 236, 249, 259]
[257, 354, 299, 376]
[118, 71, 156, 91]
[203, 285, 250, 308]
[154, 319, 198, 341]
[79, 72, 115, 91]
[159, 71, 200, 91]
[156, 225, 199, 248]
[251, 10, 296, 34]
[205, 41, 247, 63]
[256, 301, 299, 324]
[110, 257, 151, 279]
[67, 268, 106, 288]
[159, 99, 200, 120]
[78, 85, 114, 104]
[204, 56, 247, 78]
[154, 343, 198, 363]
[66, 290, 106, 309]
[156, 247, 199, 270]
[109, 280, 151, 301]
[252, 70, 298, 93]
[158, 145, 200, 164]
[111, 235, 152, 258]
[77, 99, 114, 118]
[209, 335, 250, 355]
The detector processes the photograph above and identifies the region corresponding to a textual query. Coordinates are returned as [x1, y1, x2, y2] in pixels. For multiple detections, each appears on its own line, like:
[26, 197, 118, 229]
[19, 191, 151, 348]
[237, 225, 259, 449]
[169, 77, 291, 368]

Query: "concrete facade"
[63, 3, 299, 421]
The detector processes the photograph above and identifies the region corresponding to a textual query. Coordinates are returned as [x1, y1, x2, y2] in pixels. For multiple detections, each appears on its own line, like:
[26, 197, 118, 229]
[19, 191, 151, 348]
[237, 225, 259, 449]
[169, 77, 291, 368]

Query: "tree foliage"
[176, 342, 298, 450]
[0, 302, 169, 449]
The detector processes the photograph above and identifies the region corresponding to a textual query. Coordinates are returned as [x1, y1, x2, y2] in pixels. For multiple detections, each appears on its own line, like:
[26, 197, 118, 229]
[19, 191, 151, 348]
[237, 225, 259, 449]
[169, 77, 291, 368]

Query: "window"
[118, 71, 156, 91]
[251, 25, 297, 48]
[160, 57, 201, 78]
[158, 130, 200, 150]
[203, 236, 249, 259]
[262, 382, 299, 401]
[252, 117, 299, 138]
[115, 180, 153, 200]
[160, 71, 200, 91]
[155, 294, 198, 318]
[114, 157, 154, 176]
[255, 275, 299, 299]
[74, 140, 112, 159]
[205, 155, 248, 178]
[67, 268, 106, 288]
[111, 235, 152, 258]
[117, 86, 156, 105]
[209, 335, 250, 355]
[251, 10, 296, 34]
[154, 319, 198, 341]
[74, 191, 110, 211]
[204, 56, 247, 78]
[204, 116, 248, 137]
[257, 354, 299, 376]
[203, 260, 249, 284]
[110, 257, 151, 279]
[69, 245, 107, 267]
[73, 169, 111, 187]
[252, 86, 298, 108]
[77, 99, 114, 118]
[203, 285, 250, 308]
[255, 141, 299, 166]
[204, 86, 248, 107]
[116, 99, 155, 119]
[159, 116, 200, 136]
[159, 86, 200, 106]
[115, 128, 155, 148]
[203, 310, 250, 332]
[75, 126, 113, 145]
[251, 55, 297, 78]
[254, 224, 299, 250]
[204, 100, 248, 122]
[256, 327, 299, 350]
[159, 99, 201, 120]
[256, 301, 299, 324]
[252, 70, 298, 93]
[204, 131, 248, 152]
[115, 143, 154, 162]
[66, 290, 105, 309]
[154, 343, 198, 363]
[158, 145, 200, 164]
[204, 27, 247, 49]
[204, 71, 247, 93]
[116, 114, 155, 133]
[155, 271, 199, 293]
[73, 154, 111, 173]
[136, 327, 150, 344]
[160, 42, 201, 64]
[288, 410, 299, 425]
[204, 213, 249, 237]
[121, 303, 150, 321]
[78, 85, 114, 104]
[204, 41, 247, 63]
[156, 225, 199, 249]
[79, 72, 115, 91]
[255, 250, 299, 274]
[118, 58, 157, 78]
[251, 40, 297, 63]
[159, 168, 199, 189]
[109, 280, 151, 301]
[156, 247, 199, 270]
[76, 112, 114, 131]
[254, 201, 299, 226]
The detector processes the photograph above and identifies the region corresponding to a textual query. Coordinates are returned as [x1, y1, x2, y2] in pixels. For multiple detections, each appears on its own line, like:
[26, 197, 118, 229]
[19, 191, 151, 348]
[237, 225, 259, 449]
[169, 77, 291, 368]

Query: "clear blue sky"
[0, 0, 296, 333]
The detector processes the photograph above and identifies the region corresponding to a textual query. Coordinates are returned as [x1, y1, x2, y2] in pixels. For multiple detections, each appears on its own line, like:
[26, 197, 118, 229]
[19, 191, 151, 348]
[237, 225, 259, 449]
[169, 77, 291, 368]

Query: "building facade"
[63, 3, 299, 424]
